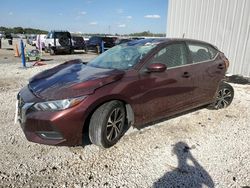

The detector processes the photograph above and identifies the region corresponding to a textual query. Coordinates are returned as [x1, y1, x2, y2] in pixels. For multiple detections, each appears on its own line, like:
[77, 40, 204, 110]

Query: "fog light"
[37, 131, 63, 140]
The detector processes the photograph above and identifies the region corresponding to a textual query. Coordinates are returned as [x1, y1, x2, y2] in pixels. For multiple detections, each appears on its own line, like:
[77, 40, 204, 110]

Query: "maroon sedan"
[17, 38, 234, 148]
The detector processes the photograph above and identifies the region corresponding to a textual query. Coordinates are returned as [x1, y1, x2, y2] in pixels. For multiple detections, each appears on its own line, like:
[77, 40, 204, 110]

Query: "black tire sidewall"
[102, 102, 125, 147]
[50, 48, 55, 55]
[89, 101, 126, 148]
[220, 83, 234, 106]
[214, 82, 234, 109]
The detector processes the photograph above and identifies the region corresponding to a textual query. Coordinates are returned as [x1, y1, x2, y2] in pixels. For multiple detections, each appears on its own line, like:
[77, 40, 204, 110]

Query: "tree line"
[0, 26, 48, 35]
[0, 26, 165, 37]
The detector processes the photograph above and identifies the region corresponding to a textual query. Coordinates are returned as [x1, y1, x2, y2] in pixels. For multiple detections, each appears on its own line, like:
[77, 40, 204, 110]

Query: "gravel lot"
[0, 39, 250, 188]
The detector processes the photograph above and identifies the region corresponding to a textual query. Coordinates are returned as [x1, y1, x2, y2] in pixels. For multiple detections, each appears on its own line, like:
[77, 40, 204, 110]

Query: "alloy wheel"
[106, 108, 125, 142]
[215, 88, 232, 109]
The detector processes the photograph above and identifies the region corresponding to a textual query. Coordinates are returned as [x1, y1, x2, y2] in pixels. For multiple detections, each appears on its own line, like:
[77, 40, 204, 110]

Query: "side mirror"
[146, 63, 167, 73]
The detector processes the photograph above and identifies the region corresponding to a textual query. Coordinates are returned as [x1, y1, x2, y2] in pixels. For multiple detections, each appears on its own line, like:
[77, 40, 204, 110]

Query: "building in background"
[166, 0, 250, 77]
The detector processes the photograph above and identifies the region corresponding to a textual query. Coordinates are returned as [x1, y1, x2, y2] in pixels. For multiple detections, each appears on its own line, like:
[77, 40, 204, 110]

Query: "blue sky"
[0, 0, 168, 34]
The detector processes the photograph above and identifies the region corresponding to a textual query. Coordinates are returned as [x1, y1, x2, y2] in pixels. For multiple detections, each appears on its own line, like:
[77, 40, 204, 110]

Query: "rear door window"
[187, 43, 218, 63]
[148, 42, 189, 68]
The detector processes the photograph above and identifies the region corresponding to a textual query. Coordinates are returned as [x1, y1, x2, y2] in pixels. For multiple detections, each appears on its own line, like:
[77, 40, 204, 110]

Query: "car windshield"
[87, 42, 156, 70]
[89, 37, 100, 42]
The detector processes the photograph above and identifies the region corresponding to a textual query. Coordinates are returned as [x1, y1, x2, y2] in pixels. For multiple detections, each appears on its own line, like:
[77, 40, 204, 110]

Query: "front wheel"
[49, 47, 55, 55]
[44, 47, 48, 53]
[209, 82, 234, 110]
[69, 49, 73, 54]
[89, 100, 126, 148]
[84, 46, 88, 53]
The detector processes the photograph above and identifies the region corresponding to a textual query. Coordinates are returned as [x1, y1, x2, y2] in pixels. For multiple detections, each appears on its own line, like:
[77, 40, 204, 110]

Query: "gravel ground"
[0, 39, 250, 188]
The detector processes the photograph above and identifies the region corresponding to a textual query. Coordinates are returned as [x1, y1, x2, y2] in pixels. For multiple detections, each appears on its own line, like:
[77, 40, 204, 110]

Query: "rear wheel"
[89, 100, 126, 148]
[209, 82, 234, 109]
[96, 46, 100, 54]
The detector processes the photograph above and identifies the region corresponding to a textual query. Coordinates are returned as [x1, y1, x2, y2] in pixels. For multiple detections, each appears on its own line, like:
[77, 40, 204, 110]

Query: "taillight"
[220, 53, 229, 70]
[224, 59, 229, 70]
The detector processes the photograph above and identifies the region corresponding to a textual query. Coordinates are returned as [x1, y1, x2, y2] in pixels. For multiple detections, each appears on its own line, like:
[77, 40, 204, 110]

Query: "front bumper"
[17, 87, 86, 146]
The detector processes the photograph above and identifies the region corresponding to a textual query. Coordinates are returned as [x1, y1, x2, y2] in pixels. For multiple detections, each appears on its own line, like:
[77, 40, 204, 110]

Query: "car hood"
[29, 59, 125, 100]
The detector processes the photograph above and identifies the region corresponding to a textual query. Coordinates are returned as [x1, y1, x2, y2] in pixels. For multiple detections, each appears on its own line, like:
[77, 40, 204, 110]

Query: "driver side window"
[149, 43, 189, 68]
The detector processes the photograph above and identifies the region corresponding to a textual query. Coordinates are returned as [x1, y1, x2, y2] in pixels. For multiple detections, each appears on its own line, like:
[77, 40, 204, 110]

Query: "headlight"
[33, 96, 86, 111]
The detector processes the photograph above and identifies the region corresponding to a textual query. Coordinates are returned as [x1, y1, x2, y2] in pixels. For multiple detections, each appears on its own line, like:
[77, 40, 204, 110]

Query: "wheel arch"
[81, 96, 135, 139]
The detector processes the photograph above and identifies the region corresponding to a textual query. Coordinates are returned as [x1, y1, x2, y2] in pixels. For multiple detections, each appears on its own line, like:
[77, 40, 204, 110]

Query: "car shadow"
[80, 105, 208, 148]
[49, 51, 86, 55]
[227, 75, 250, 85]
[137, 105, 206, 130]
[82, 132, 92, 147]
[2, 48, 13, 50]
[40, 58, 53, 62]
[153, 142, 214, 188]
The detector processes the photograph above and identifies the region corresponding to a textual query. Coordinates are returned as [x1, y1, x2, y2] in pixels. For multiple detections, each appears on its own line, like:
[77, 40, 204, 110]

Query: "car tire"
[50, 48, 55, 55]
[84, 47, 88, 53]
[89, 100, 126, 148]
[96, 46, 100, 54]
[209, 82, 234, 110]
[44, 47, 48, 53]
[58, 35, 70, 46]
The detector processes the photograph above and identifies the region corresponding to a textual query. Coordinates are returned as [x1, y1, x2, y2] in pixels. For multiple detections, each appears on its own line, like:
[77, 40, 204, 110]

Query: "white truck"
[44, 31, 72, 55]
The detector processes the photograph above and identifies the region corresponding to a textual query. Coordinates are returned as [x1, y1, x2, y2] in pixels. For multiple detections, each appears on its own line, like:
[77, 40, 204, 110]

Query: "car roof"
[71, 34, 83, 37]
[129, 38, 216, 48]
[126, 38, 167, 46]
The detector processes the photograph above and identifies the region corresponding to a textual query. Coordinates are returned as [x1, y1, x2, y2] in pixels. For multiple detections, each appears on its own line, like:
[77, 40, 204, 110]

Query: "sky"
[0, 0, 168, 34]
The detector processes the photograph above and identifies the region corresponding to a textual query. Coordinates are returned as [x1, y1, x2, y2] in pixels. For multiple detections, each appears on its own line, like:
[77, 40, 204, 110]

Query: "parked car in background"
[86, 36, 117, 53]
[71, 34, 87, 52]
[0, 31, 3, 49]
[18, 34, 26, 39]
[36, 34, 47, 50]
[0, 31, 5, 39]
[44, 31, 72, 55]
[5, 33, 13, 45]
[32, 39, 37, 46]
[115, 38, 132, 45]
[16, 38, 234, 148]
[27, 35, 37, 46]
[132, 37, 145, 40]
[83, 36, 89, 42]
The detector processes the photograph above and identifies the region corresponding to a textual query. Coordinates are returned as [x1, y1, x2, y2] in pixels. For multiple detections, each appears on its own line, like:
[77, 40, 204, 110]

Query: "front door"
[136, 42, 196, 125]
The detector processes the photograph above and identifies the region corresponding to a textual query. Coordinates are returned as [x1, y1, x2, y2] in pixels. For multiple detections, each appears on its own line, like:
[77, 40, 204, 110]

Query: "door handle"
[218, 64, 224, 69]
[182, 72, 190, 78]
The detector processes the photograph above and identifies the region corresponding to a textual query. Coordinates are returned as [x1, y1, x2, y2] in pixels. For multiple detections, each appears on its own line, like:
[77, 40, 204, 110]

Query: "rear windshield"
[89, 37, 101, 42]
[54, 32, 71, 38]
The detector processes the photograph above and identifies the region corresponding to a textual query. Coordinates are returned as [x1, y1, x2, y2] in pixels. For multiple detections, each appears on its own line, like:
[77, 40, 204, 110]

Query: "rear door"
[186, 42, 226, 104]
[136, 42, 196, 124]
